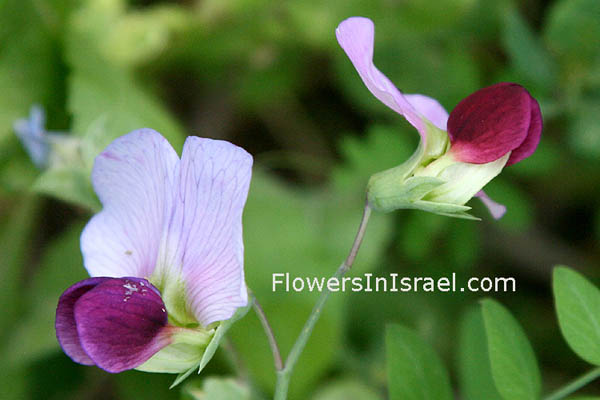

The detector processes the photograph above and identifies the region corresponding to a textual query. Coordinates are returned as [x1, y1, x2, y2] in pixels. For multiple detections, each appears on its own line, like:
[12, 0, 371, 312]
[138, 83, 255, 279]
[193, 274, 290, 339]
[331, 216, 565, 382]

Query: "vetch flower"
[336, 17, 542, 219]
[55, 129, 253, 373]
[14, 105, 81, 169]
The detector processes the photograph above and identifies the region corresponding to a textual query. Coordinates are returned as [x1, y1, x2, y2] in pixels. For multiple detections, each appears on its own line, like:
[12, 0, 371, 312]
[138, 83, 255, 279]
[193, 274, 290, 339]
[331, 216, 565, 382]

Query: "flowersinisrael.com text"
[272, 273, 516, 293]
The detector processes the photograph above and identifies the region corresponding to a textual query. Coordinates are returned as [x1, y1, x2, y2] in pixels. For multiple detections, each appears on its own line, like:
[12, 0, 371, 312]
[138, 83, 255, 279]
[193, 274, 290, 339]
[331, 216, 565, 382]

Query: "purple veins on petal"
[81, 128, 252, 329]
[166, 136, 252, 326]
[56, 277, 172, 373]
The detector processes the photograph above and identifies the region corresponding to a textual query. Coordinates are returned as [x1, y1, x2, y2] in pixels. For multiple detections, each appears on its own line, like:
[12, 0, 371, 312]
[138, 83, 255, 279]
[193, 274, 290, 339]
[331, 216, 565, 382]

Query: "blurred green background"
[1, 0, 599, 398]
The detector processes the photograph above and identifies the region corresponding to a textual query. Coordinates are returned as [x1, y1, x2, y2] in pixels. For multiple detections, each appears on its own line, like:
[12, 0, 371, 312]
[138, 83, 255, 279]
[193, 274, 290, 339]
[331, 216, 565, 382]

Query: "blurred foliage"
[0, 0, 599, 399]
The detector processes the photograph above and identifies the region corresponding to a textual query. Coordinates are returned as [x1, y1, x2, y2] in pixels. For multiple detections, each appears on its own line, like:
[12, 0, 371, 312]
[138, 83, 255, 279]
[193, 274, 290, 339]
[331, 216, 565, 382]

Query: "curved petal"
[336, 17, 433, 142]
[448, 82, 532, 164]
[475, 190, 507, 219]
[74, 277, 171, 373]
[81, 129, 179, 278]
[405, 94, 449, 130]
[55, 277, 111, 365]
[159, 137, 252, 327]
[507, 93, 542, 165]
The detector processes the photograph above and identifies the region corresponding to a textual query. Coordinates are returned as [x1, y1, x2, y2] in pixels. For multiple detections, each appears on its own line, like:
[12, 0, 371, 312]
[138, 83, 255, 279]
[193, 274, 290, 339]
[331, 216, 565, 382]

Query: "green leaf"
[553, 266, 600, 365]
[170, 302, 251, 388]
[33, 167, 100, 212]
[481, 299, 541, 400]
[332, 125, 416, 195]
[4, 222, 89, 367]
[544, 0, 600, 68]
[481, 179, 534, 232]
[567, 397, 600, 400]
[568, 100, 600, 159]
[66, 0, 185, 157]
[386, 324, 453, 400]
[501, 7, 556, 92]
[0, 196, 41, 342]
[312, 379, 382, 400]
[0, 0, 58, 145]
[183, 377, 251, 400]
[458, 306, 503, 400]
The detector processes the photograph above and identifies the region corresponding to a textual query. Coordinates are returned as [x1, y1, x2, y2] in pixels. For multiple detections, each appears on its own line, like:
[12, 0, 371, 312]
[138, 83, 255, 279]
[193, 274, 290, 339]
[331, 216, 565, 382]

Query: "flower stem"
[251, 293, 283, 371]
[273, 201, 372, 400]
[543, 367, 600, 400]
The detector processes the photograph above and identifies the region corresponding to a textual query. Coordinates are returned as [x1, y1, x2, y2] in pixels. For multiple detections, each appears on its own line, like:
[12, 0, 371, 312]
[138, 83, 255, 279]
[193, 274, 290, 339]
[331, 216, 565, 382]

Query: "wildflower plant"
[336, 17, 542, 220]
[6, 4, 598, 399]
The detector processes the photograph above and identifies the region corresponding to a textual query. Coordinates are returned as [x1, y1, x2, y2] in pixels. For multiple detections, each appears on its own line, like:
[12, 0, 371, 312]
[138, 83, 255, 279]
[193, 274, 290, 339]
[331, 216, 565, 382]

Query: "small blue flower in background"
[14, 104, 83, 170]
[13, 105, 51, 168]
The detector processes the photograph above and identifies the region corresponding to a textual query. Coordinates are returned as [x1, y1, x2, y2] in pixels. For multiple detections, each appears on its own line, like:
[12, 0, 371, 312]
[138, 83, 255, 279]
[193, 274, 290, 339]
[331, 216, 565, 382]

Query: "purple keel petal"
[74, 277, 171, 373]
[506, 93, 542, 165]
[56, 277, 111, 365]
[81, 129, 179, 278]
[160, 137, 252, 326]
[448, 82, 533, 164]
[336, 17, 435, 142]
[475, 190, 507, 219]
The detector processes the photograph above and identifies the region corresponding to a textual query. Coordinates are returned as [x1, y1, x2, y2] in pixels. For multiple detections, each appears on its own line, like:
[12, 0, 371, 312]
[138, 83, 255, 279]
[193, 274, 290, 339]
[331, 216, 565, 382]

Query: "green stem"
[543, 367, 600, 400]
[251, 293, 283, 371]
[273, 201, 372, 400]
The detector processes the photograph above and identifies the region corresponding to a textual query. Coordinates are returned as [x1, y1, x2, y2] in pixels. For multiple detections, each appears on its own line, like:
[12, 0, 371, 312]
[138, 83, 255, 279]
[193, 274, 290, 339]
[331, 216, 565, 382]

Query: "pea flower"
[14, 105, 81, 169]
[336, 17, 542, 219]
[55, 129, 252, 373]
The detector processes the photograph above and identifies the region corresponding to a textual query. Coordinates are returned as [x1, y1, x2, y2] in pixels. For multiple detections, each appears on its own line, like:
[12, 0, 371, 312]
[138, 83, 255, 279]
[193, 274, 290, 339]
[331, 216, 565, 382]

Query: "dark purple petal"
[56, 277, 111, 365]
[506, 93, 542, 165]
[73, 277, 172, 373]
[448, 82, 533, 164]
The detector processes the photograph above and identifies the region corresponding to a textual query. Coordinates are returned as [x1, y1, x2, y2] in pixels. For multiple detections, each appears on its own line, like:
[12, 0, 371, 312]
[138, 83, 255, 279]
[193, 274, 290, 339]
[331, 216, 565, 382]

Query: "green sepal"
[170, 300, 252, 388]
[136, 326, 214, 373]
[368, 175, 445, 212]
[412, 200, 479, 220]
[367, 140, 432, 212]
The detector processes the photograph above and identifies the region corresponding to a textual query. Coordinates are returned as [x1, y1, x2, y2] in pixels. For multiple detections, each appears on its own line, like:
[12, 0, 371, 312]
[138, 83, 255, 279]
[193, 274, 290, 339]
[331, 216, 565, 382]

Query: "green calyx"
[366, 122, 508, 219]
[136, 326, 215, 373]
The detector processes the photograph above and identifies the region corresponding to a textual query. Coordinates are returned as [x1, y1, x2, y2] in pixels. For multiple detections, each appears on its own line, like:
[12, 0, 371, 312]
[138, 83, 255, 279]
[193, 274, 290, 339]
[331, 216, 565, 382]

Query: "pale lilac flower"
[56, 129, 252, 373]
[14, 104, 82, 169]
[336, 17, 542, 219]
[14, 105, 52, 168]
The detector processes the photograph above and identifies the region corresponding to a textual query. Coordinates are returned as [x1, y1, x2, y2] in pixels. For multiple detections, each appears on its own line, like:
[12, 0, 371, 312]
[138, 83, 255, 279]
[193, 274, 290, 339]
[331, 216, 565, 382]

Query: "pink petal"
[336, 17, 436, 142]
[448, 82, 533, 164]
[405, 94, 449, 130]
[74, 277, 172, 373]
[81, 129, 179, 278]
[55, 277, 111, 366]
[475, 190, 507, 219]
[506, 93, 542, 165]
[163, 137, 253, 326]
